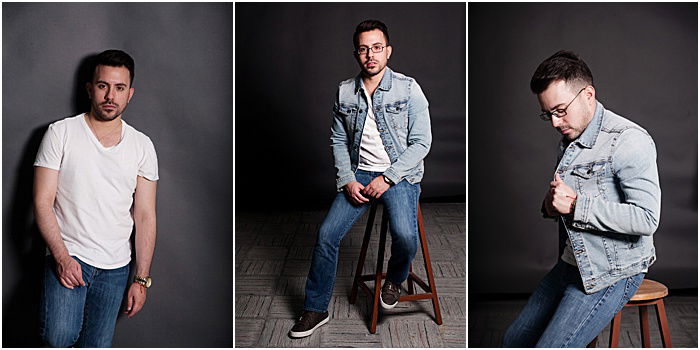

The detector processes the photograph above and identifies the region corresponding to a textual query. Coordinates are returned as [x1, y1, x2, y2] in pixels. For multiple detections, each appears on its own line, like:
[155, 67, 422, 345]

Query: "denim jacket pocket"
[571, 161, 609, 199]
[385, 99, 409, 128]
[337, 103, 358, 131]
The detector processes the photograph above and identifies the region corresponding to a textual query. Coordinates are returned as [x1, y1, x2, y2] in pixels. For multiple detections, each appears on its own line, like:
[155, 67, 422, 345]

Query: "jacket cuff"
[572, 194, 593, 229]
[336, 173, 356, 192]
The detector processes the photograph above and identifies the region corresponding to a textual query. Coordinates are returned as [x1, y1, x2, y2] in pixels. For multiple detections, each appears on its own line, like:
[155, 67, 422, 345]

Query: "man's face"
[87, 65, 134, 121]
[537, 80, 595, 141]
[355, 29, 392, 77]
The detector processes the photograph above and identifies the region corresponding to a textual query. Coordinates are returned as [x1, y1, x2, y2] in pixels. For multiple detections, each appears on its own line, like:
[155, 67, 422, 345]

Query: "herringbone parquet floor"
[235, 203, 466, 347]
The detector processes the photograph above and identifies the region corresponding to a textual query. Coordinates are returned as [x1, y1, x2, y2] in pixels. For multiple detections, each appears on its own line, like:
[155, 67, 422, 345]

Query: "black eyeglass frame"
[539, 87, 586, 121]
[355, 45, 385, 55]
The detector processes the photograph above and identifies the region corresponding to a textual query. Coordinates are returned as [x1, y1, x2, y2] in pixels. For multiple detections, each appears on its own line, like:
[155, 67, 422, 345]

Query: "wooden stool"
[348, 201, 443, 334]
[588, 279, 672, 348]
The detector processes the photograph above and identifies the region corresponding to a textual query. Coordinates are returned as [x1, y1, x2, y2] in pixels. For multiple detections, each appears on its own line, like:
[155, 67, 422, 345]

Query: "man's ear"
[85, 82, 92, 99]
[127, 87, 135, 103]
[584, 85, 596, 103]
[386, 45, 392, 60]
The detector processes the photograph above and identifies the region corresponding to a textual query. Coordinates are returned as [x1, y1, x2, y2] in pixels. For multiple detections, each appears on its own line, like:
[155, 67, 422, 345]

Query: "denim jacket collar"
[354, 67, 394, 94]
[570, 101, 604, 149]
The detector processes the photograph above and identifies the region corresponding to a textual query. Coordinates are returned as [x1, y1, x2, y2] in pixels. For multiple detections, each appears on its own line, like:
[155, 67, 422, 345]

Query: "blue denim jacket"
[330, 67, 432, 191]
[553, 101, 661, 294]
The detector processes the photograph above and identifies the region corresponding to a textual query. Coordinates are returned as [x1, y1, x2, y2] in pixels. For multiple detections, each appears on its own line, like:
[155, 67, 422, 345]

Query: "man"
[34, 49, 158, 347]
[289, 19, 432, 338]
[503, 50, 661, 347]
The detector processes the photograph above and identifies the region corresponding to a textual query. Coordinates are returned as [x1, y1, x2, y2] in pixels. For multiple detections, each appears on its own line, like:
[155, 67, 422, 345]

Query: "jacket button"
[359, 110, 363, 113]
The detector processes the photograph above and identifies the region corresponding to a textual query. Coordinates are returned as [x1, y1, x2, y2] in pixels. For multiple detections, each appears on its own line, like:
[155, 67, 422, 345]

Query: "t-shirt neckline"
[81, 113, 127, 150]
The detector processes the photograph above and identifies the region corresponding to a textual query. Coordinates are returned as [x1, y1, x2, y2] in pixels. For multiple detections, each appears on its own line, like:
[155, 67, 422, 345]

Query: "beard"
[91, 101, 126, 121]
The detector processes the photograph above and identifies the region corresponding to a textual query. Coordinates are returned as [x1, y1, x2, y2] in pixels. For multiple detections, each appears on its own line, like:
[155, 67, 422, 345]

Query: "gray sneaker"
[289, 310, 329, 338]
[380, 280, 400, 309]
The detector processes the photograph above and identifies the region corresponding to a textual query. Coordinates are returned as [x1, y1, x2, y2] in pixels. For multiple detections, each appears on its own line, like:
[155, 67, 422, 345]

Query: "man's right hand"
[345, 181, 370, 205]
[55, 255, 86, 289]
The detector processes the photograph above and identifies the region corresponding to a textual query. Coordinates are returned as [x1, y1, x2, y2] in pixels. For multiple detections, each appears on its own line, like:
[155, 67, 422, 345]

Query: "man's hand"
[55, 255, 85, 289]
[550, 173, 577, 215]
[124, 282, 147, 318]
[345, 181, 370, 205]
[362, 176, 390, 199]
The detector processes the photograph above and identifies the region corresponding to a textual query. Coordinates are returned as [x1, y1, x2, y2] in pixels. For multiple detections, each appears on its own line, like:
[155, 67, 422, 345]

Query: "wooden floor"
[235, 203, 466, 347]
[469, 293, 698, 347]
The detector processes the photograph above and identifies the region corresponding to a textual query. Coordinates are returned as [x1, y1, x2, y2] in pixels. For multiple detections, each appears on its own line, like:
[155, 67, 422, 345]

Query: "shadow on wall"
[2, 53, 97, 346]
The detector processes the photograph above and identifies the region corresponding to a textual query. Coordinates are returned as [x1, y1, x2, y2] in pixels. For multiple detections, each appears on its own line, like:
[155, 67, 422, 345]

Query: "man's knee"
[41, 322, 81, 348]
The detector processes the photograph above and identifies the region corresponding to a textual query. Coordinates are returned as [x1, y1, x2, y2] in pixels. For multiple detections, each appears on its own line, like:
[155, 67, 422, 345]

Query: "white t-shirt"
[34, 113, 159, 269]
[358, 86, 391, 172]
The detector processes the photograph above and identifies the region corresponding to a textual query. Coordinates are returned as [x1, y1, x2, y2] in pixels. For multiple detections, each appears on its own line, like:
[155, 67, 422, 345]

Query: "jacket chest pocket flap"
[571, 162, 608, 197]
[384, 100, 408, 128]
[337, 104, 357, 130]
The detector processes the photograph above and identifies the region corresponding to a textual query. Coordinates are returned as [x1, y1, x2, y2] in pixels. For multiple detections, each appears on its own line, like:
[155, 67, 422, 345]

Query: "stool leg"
[350, 203, 377, 304]
[370, 208, 389, 334]
[417, 205, 442, 325]
[609, 311, 622, 347]
[654, 299, 672, 347]
[587, 336, 597, 348]
[639, 305, 651, 347]
[407, 264, 415, 295]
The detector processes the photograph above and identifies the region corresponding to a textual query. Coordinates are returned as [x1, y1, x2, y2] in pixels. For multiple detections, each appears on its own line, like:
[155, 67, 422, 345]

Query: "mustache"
[101, 101, 119, 107]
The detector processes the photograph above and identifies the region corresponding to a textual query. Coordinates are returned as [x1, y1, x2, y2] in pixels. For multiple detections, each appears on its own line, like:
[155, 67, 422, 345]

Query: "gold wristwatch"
[134, 275, 152, 288]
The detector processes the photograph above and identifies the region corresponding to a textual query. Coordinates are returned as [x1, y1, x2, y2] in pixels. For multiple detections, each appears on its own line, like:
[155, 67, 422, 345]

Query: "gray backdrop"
[235, 2, 466, 210]
[3, 3, 232, 347]
[469, 3, 697, 294]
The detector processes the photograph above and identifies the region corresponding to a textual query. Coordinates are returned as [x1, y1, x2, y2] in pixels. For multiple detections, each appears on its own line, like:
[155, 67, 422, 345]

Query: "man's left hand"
[124, 282, 147, 318]
[362, 176, 390, 198]
[550, 173, 577, 215]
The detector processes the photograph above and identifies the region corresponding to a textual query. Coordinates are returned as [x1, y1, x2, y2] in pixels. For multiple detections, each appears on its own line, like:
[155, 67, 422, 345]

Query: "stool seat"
[630, 279, 668, 301]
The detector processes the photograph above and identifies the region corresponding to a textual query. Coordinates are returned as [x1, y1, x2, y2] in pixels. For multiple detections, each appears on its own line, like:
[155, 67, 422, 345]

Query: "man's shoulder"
[123, 121, 155, 146]
[602, 108, 651, 137]
[388, 69, 418, 84]
[46, 113, 84, 133]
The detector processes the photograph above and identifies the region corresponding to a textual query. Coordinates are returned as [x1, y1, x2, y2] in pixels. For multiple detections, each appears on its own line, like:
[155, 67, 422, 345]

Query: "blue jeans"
[503, 259, 645, 347]
[39, 256, 130, 347]
[304, 170, 420, 313]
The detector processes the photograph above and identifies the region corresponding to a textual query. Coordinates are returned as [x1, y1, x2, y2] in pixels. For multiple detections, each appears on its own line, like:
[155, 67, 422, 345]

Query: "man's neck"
[85, 111, 122, 132]
[361, 67, 387, 96]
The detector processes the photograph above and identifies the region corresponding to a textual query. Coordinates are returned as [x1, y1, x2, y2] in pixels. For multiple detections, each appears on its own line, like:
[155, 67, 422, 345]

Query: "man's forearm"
[133, 213, 156, 276]
[34, 202, 70, 261]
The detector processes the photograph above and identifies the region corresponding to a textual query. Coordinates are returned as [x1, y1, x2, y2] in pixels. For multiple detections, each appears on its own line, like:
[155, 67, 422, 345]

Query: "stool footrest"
[355, 272, 435, 299]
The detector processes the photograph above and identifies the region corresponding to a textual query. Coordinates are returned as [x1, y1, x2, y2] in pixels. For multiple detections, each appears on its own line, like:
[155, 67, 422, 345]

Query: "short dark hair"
[353, 19, 390, 50]
[93, 49, 135, 85]
[530, 50, 593, 94]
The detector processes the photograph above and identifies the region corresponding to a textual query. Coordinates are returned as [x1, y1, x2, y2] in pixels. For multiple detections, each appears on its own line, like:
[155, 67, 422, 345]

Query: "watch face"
[145, 277, 152, 288]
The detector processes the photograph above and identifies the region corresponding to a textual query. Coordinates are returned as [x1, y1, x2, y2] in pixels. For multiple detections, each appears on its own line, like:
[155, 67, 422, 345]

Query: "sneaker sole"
[288, 315, 329, 338]
[380, 294, 399, 310]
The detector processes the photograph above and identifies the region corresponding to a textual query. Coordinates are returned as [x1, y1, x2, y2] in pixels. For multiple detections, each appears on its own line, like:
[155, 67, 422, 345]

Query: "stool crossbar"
[349, 201, 443, 334]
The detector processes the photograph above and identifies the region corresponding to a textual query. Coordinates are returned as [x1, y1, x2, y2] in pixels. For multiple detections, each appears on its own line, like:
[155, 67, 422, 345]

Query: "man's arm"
[382, 81, 432, 185]
[34, 166, 86, 289]
[124, 175, 157, 318]
[572, 129, 661, 236]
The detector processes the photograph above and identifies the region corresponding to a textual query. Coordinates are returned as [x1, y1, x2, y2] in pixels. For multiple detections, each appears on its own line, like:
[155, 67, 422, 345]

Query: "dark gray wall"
[235, 3, 466, 210]
[469, 3, 697, 294]
[3, 3, 232, 347]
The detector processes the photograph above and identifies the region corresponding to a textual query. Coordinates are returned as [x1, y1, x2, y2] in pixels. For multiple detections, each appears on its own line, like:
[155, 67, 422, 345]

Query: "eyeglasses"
[356, 45, 385, 55]
[539, 88, 586, 121]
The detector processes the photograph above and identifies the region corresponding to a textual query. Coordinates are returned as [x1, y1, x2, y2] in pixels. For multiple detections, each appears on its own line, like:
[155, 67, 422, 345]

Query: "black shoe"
[380, 280, 400, 309]
[289, 310, 329, 338]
